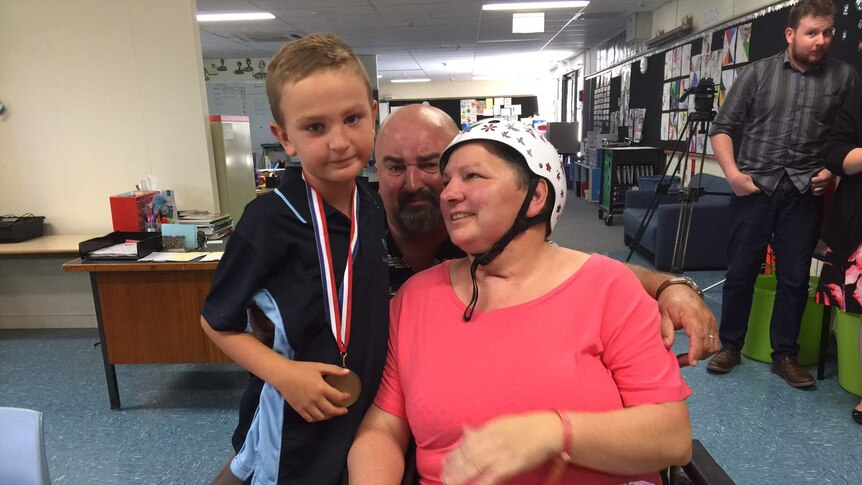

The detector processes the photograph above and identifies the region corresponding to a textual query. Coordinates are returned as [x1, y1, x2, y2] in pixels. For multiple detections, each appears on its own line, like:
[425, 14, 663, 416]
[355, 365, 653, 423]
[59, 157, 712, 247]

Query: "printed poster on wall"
[678, 79, 689, 110]
[690, 124, 706, 155]
[690, 54, 702, 88]
[670, 80, 679, 110]
[736, 23, 752, 63]
[708, 49, 724, 84]
[720, 69, 736, 106]
[677, 112, 688, 141]
[681, 44, 692, 77]
[668, 111, 679, 141]
[723, 27, 738, 66]
[664, 50, 674, 80]
[460, 99, 479, 124]
[672, 47, 682, 78]
[661, 112, 670, 140]
[662, 82, 671, 110]
[631, 108, 646, 143]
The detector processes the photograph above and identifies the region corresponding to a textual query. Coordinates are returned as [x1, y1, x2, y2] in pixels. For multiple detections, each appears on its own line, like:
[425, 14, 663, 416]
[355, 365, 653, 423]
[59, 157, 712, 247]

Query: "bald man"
[375, 104, 718, 366]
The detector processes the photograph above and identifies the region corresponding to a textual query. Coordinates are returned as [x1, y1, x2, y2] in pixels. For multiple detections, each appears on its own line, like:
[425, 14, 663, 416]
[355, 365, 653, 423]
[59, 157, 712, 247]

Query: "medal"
[324, 354, 362, 407]
[305, 175, 362, 407]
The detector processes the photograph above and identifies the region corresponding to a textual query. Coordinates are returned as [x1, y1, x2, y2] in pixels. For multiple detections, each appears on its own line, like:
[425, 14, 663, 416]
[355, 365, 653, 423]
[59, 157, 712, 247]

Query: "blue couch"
[622, 173, 732, 271]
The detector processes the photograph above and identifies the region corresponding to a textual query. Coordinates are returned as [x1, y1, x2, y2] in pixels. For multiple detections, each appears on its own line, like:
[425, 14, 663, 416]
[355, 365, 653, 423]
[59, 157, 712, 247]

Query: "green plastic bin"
[741, 275, 822, 365]
[835, 309, 862, 397]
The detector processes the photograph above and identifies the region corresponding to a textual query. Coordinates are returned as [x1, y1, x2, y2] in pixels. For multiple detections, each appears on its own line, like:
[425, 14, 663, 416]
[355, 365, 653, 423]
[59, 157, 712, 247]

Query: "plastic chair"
[0, 407, 52, 485]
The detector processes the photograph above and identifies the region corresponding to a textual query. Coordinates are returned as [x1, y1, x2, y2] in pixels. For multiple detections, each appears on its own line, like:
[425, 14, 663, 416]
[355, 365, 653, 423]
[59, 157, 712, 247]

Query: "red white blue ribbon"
[304, 174, 359, 357]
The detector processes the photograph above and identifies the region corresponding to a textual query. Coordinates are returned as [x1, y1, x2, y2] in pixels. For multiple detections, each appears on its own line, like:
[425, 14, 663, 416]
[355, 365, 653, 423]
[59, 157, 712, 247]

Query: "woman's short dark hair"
[788, 0, 836, 29]
[478, 140, 556, 216]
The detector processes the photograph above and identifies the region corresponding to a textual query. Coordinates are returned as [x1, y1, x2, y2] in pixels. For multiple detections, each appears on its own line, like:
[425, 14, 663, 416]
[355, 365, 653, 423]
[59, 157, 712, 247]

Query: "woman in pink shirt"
[349, 119, 692, 485]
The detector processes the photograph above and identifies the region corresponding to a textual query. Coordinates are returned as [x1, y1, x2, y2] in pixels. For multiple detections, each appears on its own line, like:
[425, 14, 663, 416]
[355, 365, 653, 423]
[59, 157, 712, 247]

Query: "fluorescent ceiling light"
[513, 12, 544, 33]
[483, 1, 589, 11]
[197, 12, 275, 22]
[390, 78, 431, 83]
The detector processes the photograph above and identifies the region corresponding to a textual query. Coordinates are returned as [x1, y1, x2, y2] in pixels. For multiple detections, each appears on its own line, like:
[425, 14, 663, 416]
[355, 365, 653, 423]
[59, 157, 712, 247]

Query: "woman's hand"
[441, 413, 559, 485]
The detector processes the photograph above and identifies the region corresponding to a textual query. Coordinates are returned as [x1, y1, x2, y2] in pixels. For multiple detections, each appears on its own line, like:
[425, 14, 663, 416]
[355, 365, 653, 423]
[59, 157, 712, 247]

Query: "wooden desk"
[0, 234, 97, 255]
[63, 259, 230, 409]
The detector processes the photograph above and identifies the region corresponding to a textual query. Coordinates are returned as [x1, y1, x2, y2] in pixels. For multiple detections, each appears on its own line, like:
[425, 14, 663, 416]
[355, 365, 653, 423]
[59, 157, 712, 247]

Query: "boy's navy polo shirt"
[202, 167, 389, 484]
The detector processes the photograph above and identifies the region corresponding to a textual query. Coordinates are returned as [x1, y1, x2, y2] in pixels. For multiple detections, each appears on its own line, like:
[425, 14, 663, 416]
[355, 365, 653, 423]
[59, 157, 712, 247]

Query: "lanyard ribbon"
[304, 175, 360, 360]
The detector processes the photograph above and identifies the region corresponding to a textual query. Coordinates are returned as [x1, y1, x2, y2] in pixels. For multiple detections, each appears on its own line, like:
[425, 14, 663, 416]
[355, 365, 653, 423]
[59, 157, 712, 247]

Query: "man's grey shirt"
[709, 50, 857, 195]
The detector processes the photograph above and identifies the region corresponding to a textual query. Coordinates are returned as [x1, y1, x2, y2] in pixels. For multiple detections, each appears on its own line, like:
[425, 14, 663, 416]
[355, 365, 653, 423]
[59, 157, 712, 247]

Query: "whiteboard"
[206, 82, 277, 163]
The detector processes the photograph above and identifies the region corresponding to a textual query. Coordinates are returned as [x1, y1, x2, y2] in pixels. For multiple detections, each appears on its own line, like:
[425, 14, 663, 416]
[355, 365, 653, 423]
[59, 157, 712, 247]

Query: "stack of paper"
[89, 243, 138, 258]
[176, 210, 233, 240]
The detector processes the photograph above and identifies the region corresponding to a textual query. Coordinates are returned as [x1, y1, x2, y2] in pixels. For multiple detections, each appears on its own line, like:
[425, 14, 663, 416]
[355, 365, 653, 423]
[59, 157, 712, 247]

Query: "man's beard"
[397, 189, 444, 236]
[791, 43, 825, 68]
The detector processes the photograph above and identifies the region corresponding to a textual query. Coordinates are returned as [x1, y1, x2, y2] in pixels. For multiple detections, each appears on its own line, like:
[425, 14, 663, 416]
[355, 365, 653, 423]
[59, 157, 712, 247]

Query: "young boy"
[201, 33, 389, 484]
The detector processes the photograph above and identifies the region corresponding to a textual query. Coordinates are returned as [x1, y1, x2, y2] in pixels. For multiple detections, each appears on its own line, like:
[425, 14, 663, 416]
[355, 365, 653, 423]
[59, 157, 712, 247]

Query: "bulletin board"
[584, 1, 862, 152]
[388, 96, 539, 128]
[206, 82, 276, 162]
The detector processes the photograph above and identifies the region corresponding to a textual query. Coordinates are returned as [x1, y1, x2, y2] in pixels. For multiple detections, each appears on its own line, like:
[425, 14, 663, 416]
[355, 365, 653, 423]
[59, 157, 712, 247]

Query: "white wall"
[652, 0, 782, 37]
[0, 0, 216, 329]
[0, 0, 217, 236]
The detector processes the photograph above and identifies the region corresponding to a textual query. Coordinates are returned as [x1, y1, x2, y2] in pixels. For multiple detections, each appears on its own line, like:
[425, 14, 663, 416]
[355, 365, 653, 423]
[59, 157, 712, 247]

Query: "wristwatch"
[655, 276, 704, 300]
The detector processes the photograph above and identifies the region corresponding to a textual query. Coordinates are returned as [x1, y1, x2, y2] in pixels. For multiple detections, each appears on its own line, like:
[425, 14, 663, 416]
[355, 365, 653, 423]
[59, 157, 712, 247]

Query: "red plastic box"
[109, 191, 157, 232]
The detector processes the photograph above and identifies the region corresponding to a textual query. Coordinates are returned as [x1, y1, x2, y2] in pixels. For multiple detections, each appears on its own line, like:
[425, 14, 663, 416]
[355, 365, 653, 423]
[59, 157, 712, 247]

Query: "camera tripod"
[625, 109, 721, 275]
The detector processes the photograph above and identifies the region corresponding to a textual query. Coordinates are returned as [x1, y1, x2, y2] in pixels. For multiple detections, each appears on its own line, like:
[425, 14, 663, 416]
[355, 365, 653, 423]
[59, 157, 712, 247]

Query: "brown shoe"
[707, 348, 741, 373]
[771, 357, 815, 388]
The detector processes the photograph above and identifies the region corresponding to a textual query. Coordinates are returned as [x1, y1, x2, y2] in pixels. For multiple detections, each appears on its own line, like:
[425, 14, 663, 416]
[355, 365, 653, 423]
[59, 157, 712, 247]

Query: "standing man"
[707, 0, 858, 387]
[377, 104, 719, 366]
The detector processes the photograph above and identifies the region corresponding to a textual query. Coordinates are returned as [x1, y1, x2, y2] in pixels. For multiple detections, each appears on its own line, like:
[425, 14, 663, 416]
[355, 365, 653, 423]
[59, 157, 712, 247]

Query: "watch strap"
[655, 276, 703, 300]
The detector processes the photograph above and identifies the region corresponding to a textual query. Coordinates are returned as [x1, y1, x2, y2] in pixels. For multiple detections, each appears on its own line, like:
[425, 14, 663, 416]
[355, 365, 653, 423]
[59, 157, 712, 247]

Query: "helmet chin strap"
[463, 177, 550, 322]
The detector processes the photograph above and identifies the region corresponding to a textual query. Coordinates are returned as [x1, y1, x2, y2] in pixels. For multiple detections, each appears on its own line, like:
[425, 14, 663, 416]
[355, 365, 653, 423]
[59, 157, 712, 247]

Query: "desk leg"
[89, 274, 121, 409]
[817, 304, 833, 380]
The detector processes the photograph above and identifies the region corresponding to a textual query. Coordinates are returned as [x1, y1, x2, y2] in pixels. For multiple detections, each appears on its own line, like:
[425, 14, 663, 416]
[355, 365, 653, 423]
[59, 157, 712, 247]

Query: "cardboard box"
[109, 191, 157, 232]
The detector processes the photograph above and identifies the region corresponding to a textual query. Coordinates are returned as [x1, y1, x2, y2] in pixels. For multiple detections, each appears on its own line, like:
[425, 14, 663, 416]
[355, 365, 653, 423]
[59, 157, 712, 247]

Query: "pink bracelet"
[554, 409, 573, 463]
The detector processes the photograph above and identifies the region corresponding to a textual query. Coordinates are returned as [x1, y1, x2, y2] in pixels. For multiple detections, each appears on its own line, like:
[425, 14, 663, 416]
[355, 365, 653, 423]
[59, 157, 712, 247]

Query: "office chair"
[0, 407, 52, 485]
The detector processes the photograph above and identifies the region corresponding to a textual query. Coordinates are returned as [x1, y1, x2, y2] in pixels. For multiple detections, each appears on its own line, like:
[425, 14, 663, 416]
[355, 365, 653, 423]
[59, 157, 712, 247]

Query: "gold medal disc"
[324, 370, 362, 407]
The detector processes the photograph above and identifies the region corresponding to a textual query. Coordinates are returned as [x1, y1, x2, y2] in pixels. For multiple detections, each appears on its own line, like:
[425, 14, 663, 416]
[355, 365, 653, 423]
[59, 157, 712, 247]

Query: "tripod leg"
[625, 116, 694, 263]
[669, 120, 712, 274]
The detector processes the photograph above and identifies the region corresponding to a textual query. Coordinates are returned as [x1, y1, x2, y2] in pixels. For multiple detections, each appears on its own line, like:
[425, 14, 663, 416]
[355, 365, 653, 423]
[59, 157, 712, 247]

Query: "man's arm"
[625, 264, 719, 367]
[711, 133, 759, 196]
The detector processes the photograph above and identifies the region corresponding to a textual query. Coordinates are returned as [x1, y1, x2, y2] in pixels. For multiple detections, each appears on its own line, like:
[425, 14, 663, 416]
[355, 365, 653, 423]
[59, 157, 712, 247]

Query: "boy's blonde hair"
[266, 33, 373, 128]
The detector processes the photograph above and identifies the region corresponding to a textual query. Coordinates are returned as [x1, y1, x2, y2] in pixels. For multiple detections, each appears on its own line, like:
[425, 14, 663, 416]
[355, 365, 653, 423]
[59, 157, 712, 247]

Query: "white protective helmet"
[439, 118, 567, 234]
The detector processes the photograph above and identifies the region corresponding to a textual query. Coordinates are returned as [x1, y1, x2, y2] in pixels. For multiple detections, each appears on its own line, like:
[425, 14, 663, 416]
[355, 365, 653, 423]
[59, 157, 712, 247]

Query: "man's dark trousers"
[719, 175, 823, 360]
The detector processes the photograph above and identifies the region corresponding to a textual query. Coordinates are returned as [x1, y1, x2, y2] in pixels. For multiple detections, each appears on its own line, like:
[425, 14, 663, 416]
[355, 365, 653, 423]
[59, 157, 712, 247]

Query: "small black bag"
[0, 214, 45, 243]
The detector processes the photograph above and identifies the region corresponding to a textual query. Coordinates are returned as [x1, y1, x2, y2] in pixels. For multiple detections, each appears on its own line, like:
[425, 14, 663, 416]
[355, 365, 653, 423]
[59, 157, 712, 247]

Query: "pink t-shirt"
[375, 254, 691, 485]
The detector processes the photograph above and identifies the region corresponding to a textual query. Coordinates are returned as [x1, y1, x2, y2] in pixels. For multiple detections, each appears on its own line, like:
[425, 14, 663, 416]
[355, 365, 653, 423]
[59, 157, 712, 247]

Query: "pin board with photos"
[584, 0, 862, 155]
[388, 96, 539, 130]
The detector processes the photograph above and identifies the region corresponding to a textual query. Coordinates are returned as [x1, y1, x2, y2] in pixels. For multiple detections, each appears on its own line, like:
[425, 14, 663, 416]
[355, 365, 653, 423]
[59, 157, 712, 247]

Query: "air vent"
[644, 19, 691, 49]
[233, 32, 304, 43]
